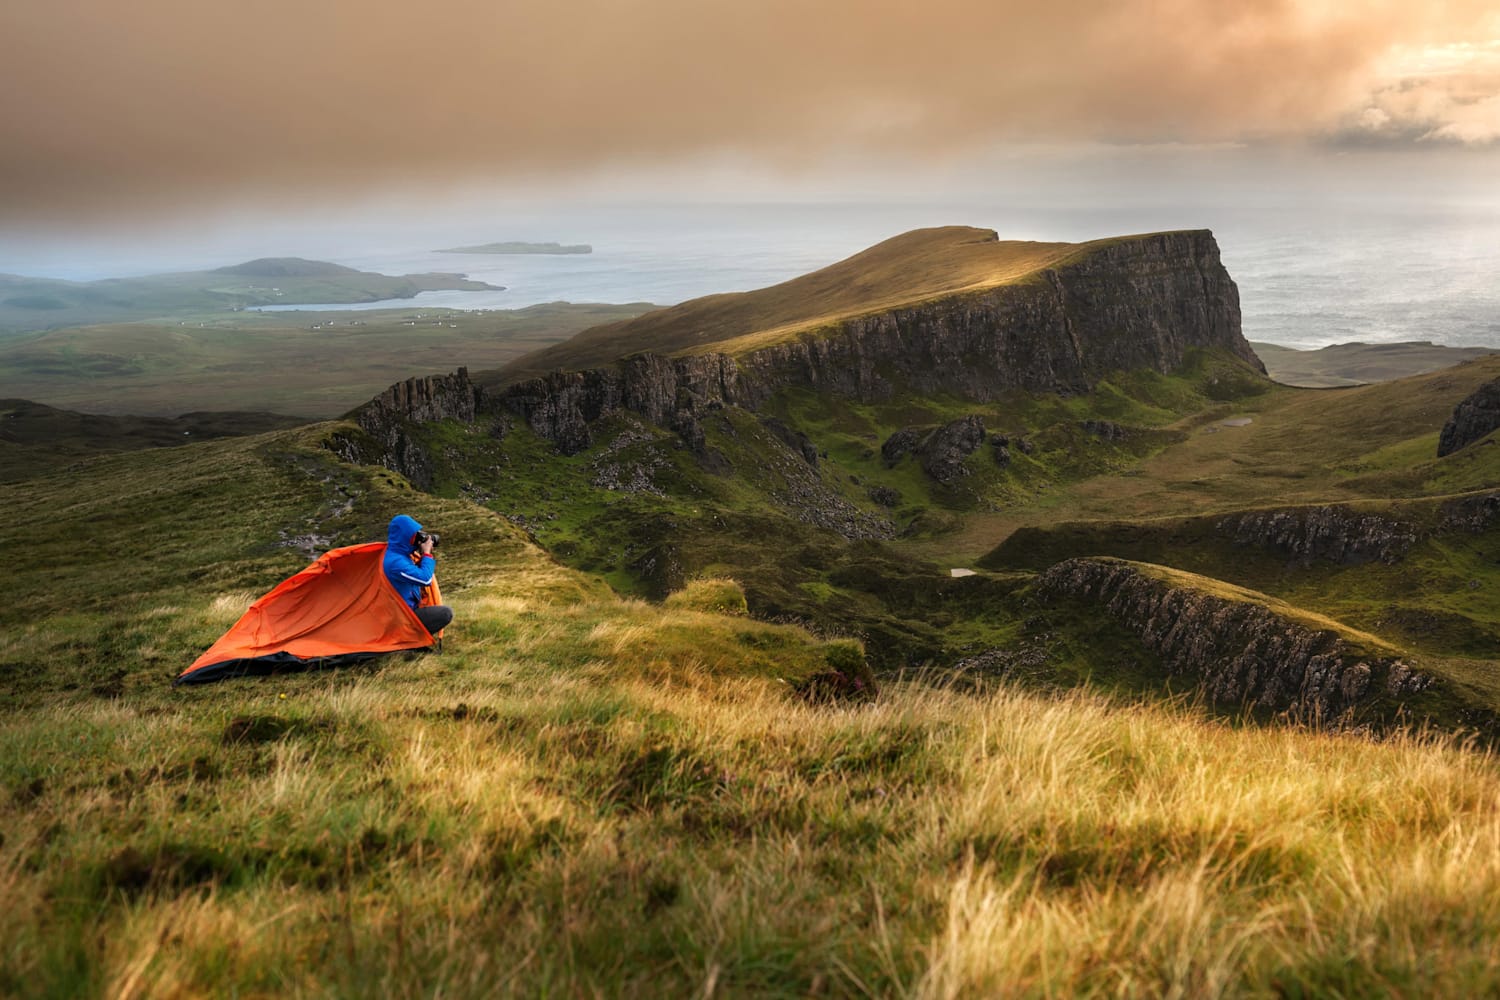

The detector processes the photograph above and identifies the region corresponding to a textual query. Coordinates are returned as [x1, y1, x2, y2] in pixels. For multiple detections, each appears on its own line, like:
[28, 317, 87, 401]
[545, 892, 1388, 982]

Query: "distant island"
[435, 241, 593, 255]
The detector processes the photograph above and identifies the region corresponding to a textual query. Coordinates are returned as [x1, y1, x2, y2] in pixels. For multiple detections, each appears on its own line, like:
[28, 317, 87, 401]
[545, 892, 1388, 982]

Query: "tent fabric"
[177, 541, 442, 685]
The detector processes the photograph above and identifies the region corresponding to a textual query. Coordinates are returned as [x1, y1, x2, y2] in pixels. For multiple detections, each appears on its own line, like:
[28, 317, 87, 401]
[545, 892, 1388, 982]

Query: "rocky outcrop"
[1217, 506, 1418, 567]
[727, 230, 1255, 404]
[1438, 378, 1500, 456]
[354, 231, 1259, 480]
[881, 428, 921, 466]
[349, 368, 482, 489]
[498, 354, 740, 455]
[1039, 557, 1432, 721]
[762, 416, 819, 466]
[1441, 490, 1500, 532]
[482, 230, 1256, 453]
[919, 416, 987, 481]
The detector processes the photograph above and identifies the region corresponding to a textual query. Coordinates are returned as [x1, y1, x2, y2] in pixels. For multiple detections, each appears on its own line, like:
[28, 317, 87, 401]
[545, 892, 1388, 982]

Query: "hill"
[9, 224, 1500, 992]
[0, 260, 503, 334]
[0, 302, 652, 417]
[210, 257, 365, 278]
[495, 226, 1252, 383]
[1255, 340, 1497, 387]
[0, 398, 310, 482]
[6, 409, 1500, 995]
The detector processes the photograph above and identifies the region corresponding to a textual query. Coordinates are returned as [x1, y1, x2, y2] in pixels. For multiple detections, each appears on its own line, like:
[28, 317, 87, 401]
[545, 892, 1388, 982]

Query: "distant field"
[0, 302, 652, 417]
[1254, 340, 1498, 387]
[0, 258, 503, 335]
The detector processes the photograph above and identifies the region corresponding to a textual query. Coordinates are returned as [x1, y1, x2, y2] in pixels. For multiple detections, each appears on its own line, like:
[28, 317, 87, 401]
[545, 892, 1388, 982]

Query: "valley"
[4, 225, 1500, 995]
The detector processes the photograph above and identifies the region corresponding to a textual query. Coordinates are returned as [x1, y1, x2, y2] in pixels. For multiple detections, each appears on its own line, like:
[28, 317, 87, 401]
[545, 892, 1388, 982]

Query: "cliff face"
[476, 230, 1256, 454]
[1039, 557, 1431, 722]
[351, 231, 1257, 467]
[1216, 506, 1419, 567]
[736, 230, 1253, 404]
[347, 367, 482, 488]
[1438, 377, 1500, 456]
[497, 354, 741, 455]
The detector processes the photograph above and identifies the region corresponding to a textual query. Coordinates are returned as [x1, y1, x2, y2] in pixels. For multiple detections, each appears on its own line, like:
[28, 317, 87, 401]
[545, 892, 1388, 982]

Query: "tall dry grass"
[5, 577, 1500, 996]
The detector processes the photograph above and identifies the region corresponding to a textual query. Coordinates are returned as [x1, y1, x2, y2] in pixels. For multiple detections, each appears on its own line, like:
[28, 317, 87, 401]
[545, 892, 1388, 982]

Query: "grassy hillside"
[7, 424, 1500, 994]
[0, 399, 309, 483]
[0, 260, 500, 334]
[0, 302, 650, 417]
[1254, 340, 1497, 387]
[493, 227, 1122, 382]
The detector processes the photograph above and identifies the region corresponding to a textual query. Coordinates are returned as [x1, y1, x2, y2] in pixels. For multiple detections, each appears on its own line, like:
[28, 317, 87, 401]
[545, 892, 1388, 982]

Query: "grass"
[8, 661, 1500, 995]
[0, 260, 501, 334]
[1252, 341, 1498, 387]
[7, 387, 1500, 992]
[490, 227, 1167, 383]
[0, 302, 650, 418]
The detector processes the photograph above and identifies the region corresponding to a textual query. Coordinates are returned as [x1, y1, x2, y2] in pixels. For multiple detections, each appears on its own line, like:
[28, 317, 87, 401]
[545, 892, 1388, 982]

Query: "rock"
[762, 416, 819, 466]
[349, 367, 480, 489]
[1081, 419, 1127, 441]
[881, 427, 920, 465]
[1216, 506, 1419, 567]
[1438, 378, 1500, 456]
[919, 415, 986, 482]
[1440, 490, 1500, 532]
[1038, 557, 1434, 721]
[990, 434, 1011, 467]
[352, 231, 1259, 486]
[867, 485, 902, 507]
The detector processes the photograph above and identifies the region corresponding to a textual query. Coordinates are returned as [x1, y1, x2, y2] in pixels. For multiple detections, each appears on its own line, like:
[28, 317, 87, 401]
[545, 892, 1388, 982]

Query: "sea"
[17, 200, 1500, 350]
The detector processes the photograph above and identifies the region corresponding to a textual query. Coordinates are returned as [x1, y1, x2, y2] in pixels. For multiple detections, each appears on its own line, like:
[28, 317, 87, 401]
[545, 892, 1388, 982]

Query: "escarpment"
[1039, 557, 1432, 722]
[1216, 506, 1419, 566]
[348, 228, 1260, 471]
[491, 230, 1256, 454]
[341, 368, 482, 488]
[1438, 376, 1500, 456]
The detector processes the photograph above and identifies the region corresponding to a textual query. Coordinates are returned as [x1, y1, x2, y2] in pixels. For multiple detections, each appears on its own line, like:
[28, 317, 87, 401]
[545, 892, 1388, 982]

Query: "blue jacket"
[383, 514, 435, 610]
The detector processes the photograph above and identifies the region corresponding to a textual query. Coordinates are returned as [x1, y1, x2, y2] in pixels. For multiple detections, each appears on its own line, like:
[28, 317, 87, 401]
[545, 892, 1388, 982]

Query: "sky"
[2, 0, 1499, 257]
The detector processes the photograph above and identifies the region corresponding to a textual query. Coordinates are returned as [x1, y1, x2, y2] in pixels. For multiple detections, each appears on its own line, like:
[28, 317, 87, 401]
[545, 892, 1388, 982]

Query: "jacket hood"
[386, 514, 423, 550]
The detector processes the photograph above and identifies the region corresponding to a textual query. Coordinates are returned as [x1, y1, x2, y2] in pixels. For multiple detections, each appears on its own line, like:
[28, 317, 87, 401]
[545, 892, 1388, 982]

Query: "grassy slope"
[1254, 340, 1498, 387]
[490, 227, 1140, 384]
[0, 399, 310, 483]
[913, 354, 1500, 567]
[385, 349, 1269, 672]
[7, 427, 1500, 994]
[404, 341, 1500, 718]
[0, 302, 650, 418]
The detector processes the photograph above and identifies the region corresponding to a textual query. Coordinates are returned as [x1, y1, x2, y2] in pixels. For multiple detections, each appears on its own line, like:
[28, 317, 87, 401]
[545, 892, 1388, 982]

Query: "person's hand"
[419, 537, 435, 557]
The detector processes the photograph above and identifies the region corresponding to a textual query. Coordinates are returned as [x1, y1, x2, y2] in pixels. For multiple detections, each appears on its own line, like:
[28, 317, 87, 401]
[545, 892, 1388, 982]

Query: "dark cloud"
[2, 0, 1496, 223]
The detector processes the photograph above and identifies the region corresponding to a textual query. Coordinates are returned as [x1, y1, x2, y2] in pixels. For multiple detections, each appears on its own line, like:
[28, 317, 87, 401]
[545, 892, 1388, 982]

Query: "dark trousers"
[416, 604, 453, 637]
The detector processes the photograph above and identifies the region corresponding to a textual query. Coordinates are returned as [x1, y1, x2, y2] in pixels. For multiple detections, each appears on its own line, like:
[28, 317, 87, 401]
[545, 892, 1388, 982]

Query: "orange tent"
[177, 542, 442, 685]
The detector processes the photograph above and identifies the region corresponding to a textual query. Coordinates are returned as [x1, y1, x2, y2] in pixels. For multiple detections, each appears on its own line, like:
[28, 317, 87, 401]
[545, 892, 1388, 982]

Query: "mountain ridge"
[428, 228, 1256, 457]
[493, 226, 1252, 385]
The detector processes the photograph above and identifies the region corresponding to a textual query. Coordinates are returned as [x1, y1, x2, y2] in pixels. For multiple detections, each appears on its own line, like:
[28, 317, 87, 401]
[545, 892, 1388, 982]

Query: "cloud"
[2, 0, 1497, 224]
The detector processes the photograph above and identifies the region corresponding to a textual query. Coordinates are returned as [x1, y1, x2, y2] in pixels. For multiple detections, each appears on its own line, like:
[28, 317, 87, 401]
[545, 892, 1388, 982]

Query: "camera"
[414, 530, 441, 550]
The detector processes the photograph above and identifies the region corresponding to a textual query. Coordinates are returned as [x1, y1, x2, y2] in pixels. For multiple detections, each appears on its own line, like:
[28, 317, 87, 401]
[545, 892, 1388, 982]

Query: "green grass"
[1253, 340, 1498, 387]
[0, 302, 650, 417]
[490, 227, 1186, 383]
[0, 260, 502, 334]
[8, 388, 1500, 993]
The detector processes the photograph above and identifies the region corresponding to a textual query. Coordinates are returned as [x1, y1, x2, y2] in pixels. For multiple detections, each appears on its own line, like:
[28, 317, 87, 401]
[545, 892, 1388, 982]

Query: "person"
[382, 514, 453, 639]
